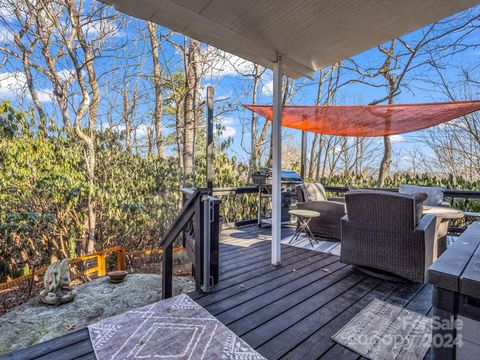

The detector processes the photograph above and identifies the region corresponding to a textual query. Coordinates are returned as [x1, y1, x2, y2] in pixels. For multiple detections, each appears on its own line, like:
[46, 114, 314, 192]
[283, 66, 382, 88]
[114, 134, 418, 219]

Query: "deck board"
[0, 225, 431, 360]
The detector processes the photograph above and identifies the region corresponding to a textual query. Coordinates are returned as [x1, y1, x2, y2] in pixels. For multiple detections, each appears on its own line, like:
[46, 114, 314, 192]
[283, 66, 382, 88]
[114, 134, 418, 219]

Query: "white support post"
[271, 54, 282, 266]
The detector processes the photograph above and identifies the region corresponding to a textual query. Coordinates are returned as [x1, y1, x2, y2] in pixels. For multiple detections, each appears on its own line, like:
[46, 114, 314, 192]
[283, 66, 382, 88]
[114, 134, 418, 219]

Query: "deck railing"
[212, 186, 261, 227]
[208, 185, 480, 233]
[322, 185, 480, 203]
[0, 246, 127, 292]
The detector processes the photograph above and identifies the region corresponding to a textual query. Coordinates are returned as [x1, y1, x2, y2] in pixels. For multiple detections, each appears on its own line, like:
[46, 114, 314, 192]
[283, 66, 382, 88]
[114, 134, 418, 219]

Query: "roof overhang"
[100, 0, 479, 78]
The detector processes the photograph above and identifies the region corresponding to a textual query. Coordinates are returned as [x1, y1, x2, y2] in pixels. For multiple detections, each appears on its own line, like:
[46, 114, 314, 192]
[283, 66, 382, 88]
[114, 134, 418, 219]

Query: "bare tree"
[340, 10, 480, 186]
[147, 21, 165, 158]
[182, 38, 200, 181]
[0, 0, 124, 253]
[421, 64, 480, 180]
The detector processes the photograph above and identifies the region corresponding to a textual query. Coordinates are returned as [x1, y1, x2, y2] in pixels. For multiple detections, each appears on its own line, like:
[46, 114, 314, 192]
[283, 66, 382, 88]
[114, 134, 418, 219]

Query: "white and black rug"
[88, 293, 265, 360]
[332, 298, 432, 360]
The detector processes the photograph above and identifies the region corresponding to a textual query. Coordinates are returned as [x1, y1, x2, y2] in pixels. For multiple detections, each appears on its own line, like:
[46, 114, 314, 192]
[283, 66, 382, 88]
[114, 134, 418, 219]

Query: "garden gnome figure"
[40, 259, 76, 305]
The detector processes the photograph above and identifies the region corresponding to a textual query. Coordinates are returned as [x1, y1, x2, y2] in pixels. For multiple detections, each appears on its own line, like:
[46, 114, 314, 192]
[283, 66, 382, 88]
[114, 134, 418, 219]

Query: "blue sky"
[0, 2, 479, 171]
[205, 33, 479, 167]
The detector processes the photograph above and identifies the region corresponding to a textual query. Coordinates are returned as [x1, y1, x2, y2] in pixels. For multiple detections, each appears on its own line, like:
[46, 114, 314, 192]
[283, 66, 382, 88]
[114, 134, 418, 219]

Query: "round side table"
[289, 209, 320, 247]
[422, 205, 464, 258]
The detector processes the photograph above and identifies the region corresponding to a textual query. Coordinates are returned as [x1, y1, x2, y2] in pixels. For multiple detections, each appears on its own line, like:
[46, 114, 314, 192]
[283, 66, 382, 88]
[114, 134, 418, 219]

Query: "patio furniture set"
[291, 183, 465, 283]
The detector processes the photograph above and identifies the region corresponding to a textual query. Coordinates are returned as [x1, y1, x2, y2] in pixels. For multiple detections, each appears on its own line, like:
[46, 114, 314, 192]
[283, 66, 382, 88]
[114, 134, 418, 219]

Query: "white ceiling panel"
[101, 0, 479, 78]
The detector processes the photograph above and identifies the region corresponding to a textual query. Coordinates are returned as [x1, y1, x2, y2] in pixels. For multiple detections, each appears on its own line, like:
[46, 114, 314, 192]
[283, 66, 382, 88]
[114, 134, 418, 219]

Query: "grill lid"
[251, 168, 303, 184]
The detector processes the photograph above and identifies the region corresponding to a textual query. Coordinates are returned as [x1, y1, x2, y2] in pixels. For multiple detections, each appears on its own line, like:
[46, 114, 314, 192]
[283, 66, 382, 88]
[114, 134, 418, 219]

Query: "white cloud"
[216, 116, 237, 139]
[334, 145, 343, 154]
[0, 71, 54, 103]
[261, 79, 273, 96]
[0, 26, 14, 44]
[134, 124, 150, 138]
[221, 125, 236, 138]
[57, 69, 75, 82]
[107, 123, 151, 139]
[0, 4, 16, 22]
[82, 18, 124, 39]
[37, 88, 54, 102]
[390, 134, 406, 142]
[0, 72, 29, 101]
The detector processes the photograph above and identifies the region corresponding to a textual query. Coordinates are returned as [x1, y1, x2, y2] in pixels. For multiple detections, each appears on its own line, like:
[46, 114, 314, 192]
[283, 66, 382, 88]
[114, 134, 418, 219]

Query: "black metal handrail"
[323, 185, 480, 199]
[212, 186, 259, 196]
[161, 188, 222, 298]
[322, 186, 480, 204]
[209, 185, 480, 231]
[210, 185, 480, 199]
[159, 189, 202, 299]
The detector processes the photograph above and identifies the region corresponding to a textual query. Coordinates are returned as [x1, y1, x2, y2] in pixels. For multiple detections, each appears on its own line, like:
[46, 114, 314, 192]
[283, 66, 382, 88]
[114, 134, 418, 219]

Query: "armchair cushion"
[399, 184, 446, 207]
[304, 183, 328, 202]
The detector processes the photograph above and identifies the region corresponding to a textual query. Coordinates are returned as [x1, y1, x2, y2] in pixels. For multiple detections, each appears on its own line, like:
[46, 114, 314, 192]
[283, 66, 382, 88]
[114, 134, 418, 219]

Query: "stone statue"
[40, 259, 76, 305]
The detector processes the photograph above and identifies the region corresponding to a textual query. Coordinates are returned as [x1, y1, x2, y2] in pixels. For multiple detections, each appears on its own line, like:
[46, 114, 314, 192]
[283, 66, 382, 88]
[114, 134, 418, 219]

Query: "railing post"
[193, 194, 204, 291]
[162, 245, 173, 299]
[117, 247, 126, 271]
[210, 198, 221, 285]
[182, 191, 187, 247]
[97, 254, 106, 277]
[206, 86, 214, 194]
[202, 196, 211, 292]
[257, 186, 262, 226]
[197, 195, 221, 292]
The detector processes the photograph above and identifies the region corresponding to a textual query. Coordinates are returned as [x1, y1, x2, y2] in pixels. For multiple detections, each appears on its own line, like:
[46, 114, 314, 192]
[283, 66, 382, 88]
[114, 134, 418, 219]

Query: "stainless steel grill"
[250, 168, 303, 225]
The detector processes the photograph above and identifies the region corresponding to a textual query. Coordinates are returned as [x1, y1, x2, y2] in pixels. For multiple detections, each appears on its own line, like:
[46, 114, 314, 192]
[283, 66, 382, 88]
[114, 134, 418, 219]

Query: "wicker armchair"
[340, 190, 437, 282]
[295, 183, 346, 241]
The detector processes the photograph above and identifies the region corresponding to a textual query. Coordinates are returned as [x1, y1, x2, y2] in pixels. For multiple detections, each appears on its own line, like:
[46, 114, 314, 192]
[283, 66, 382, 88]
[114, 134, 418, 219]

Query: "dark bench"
[427, 221, 480, 360]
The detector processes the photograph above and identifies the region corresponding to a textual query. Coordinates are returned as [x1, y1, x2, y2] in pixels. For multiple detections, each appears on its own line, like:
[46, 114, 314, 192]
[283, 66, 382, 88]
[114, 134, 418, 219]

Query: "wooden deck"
[1, 225, 432, 360]
[191, 226, 432, 360]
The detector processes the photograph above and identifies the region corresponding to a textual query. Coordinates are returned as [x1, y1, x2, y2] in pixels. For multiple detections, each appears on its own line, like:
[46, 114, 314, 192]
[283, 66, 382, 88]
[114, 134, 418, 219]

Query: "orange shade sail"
[244, 101, 480, 137]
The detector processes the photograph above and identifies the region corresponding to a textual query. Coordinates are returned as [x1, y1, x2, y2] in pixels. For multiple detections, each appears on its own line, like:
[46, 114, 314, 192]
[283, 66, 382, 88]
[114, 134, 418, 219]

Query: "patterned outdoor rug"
[88, 293, 265, 360]
[332, 298, 432, 360]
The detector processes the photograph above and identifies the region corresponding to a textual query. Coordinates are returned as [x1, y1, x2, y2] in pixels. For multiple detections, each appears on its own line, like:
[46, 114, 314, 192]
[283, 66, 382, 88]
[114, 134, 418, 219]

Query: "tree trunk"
[315, 136, 324, 180]
[377, 136, 392, 187]
[147, 21, 165, 158]
[183, 38, 199, 182]
[175, 102, 183, 168]
[376, 40, 396, 187]
[147, 126, 153, 157]
[66, 0, 99, 254]
[250, 64, 260, 170]
[267, 78, 289, 168]
[122, 89, 132, 152]
[309, 134, 319, 179]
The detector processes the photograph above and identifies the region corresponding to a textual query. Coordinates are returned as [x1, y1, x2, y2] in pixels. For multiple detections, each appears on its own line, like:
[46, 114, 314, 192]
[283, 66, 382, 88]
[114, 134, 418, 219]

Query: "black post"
[210, 199, 221, 284]
[161, 245, 173, 299]
[206, 86, 214, 194]
[193, 195, 204, 291]
[300, 129, 307, 179]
